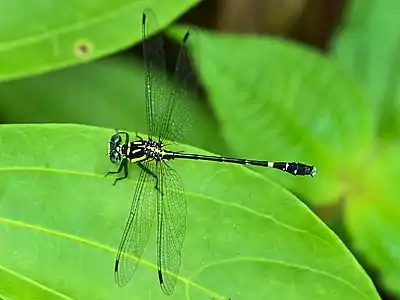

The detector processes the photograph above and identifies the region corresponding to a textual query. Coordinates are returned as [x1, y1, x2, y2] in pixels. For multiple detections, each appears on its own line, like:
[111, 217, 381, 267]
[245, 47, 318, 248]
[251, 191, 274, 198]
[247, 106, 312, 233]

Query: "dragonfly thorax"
[129, 139, 165, 162]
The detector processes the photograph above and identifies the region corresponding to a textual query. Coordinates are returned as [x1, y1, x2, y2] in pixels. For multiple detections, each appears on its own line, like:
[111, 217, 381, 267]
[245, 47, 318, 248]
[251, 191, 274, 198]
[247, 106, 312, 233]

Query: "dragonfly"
[107, 8, 317, 296]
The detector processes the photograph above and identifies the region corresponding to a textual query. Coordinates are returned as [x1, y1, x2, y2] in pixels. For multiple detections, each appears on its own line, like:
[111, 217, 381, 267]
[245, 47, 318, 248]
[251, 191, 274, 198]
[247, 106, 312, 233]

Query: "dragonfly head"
[108, 133, 123, 164]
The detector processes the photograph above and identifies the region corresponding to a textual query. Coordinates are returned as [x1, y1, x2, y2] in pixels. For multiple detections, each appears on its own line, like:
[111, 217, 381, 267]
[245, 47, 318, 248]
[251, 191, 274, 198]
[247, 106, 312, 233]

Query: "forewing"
[142, 9, 167, 140]
[114, 162, 157, 287]
[156, 162, 187, 295]
[159, 28, 199, 144]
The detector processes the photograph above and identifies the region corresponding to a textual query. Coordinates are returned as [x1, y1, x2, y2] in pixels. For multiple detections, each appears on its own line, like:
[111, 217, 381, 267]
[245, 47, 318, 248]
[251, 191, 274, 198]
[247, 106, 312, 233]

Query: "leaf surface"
[0, 0, 199, 81]
[0, 124, 379, 300]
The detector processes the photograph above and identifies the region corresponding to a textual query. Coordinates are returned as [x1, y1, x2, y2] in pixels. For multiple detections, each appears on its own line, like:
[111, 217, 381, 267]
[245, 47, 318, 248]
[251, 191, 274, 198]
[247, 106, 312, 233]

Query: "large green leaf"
[331, 0, 400, 140]
[177, 28, 374, 204]
[0, 0, 199, 81]
[0, 124, 379, 299]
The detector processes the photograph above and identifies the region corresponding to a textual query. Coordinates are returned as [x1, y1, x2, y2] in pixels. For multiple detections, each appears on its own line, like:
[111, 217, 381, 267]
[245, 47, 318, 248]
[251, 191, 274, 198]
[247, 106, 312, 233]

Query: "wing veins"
[114, 162, 157, 287]
[156, 162, 187, 295]
[142, 9, 167, 140]
[159, 29, 198, 144]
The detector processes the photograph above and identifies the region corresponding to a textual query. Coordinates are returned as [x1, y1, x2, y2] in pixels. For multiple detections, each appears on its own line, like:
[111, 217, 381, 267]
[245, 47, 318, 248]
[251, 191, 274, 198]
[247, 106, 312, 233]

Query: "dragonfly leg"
[117, 131, 130, 144]
[138, 162, 160, 191]
[135, 132, 144, 140]
[105, 159, 129, 185]
[138, 162, 157, 180]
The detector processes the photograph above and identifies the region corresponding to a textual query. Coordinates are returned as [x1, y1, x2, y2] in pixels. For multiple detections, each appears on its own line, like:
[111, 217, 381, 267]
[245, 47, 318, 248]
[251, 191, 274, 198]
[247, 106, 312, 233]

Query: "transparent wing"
[142, 9, 167, 140]
[114, 162, 157, 287]
[158, 28, 199, 144]
[156, 162, 187, 295]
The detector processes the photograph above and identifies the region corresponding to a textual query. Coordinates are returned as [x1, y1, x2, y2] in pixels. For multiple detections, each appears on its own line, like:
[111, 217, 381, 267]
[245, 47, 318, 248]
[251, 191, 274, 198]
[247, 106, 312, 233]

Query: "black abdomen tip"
[274, 162, 316, 177]
[309, 166, 317, 177]
[294, 163, 317, 176]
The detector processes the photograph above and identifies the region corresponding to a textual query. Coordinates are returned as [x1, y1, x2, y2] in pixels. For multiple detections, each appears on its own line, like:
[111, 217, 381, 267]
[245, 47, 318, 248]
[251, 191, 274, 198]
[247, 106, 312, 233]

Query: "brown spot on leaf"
[74, 40, 93, 58]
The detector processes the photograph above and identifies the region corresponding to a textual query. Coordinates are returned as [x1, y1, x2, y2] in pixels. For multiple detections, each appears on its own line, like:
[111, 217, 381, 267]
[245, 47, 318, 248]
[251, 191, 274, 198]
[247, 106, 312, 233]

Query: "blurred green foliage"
[0, 0, 399, 299]
[331, 0, 400, 297]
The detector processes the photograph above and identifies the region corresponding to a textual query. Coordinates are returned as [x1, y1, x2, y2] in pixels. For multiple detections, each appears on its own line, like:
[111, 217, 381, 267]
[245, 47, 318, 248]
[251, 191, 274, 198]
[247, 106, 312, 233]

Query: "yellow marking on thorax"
[131, 148, 142, 154]
[131, 155, 148, 163]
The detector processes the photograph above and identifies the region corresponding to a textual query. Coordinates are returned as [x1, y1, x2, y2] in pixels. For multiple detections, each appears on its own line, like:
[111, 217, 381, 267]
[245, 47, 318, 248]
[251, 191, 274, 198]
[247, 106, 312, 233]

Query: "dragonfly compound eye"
[110, 150, 121, 164]
[110, 134, 122, 145]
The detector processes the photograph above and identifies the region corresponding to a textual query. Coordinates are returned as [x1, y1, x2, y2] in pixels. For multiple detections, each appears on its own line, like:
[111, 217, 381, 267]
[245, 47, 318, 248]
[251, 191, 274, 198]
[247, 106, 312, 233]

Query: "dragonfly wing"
[142, 9, 167, 140]
[114, 161, 157, 287]
[156, 162, 187, 295]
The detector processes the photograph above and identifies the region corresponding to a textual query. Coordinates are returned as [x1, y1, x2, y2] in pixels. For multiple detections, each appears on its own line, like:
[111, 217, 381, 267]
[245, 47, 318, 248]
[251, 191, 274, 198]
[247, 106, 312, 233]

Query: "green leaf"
[331, 0, 400, 140]
[181, 29, 374, 204]
[0, 0, 199, 81]
[0, 54, 226, 155]
[345, 143, 400, 296]
[330, 2, 400, 296]
[0, 124, 379, 299]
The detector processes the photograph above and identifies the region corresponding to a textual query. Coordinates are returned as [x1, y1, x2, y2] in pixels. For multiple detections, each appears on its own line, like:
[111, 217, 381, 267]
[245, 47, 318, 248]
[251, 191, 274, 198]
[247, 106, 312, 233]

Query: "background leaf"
[344, 143, 400, 295]
[0, 124, 380, 300]
[331, 0, 400, 140]
[0, 0, 199, 81]
[330, 0, 400, 296]
[178, 28, 374, 205]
